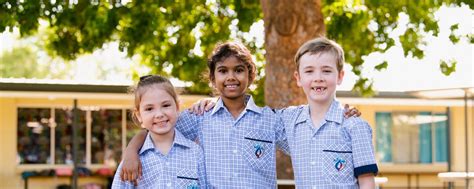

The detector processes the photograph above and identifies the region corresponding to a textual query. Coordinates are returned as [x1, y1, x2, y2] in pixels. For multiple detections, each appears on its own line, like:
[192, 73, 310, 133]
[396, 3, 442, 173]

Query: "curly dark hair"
[207, 42, 256, 86]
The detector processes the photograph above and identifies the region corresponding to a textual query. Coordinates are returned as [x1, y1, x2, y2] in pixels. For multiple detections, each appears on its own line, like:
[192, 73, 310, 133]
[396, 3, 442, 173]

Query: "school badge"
[187, 182, 199, 189]
[254, 144, 264, 158]
[334, 157, 346, 171]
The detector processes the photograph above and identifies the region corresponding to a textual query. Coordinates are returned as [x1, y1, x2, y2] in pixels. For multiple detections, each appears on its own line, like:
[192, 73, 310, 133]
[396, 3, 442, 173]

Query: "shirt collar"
[295, 99, 344, 125]
[210, 94, 262, 115]
[139, 129, 193, 155]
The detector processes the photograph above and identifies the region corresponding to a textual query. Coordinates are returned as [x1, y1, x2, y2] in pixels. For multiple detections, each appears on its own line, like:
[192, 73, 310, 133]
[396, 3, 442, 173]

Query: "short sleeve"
[197, 146, 208, 188]
[176, 111, 201, 141]
[346, 117, 378, 177]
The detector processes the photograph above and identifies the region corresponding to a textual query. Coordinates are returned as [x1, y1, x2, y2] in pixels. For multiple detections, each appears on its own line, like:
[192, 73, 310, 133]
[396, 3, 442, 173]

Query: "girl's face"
[212, 56, 249, 101]
[136, 85, 178, 136]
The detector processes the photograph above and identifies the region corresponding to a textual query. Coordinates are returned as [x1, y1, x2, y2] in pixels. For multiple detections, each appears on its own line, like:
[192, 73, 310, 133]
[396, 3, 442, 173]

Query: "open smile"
[311, 86, 327, 93]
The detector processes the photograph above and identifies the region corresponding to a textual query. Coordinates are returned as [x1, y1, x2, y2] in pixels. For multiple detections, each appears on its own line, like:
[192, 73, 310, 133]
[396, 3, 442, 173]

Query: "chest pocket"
[241, 129, 275, 174]
[322, 142, 357, 185]
[175, 165, 200, 189]
[176, 174, 200, 189]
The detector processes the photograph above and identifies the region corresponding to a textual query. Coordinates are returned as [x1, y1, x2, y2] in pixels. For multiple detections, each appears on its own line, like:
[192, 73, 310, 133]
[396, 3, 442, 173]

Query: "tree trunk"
[261, 0, 326, 108]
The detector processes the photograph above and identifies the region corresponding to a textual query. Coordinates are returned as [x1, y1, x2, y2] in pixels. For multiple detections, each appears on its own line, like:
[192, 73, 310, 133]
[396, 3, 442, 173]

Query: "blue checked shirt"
[177, 95, 289, 188]
[281, 99, 378, 189]
[112, 129, 207, 189]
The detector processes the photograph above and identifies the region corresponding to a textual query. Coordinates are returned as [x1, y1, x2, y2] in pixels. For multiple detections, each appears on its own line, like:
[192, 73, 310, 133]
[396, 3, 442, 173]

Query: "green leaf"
[374, 61, 388, 71]
[439, 59, 457, 76]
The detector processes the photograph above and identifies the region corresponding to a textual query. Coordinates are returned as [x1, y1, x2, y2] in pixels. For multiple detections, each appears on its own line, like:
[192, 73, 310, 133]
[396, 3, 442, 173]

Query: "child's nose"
[153, 110, 165, 118]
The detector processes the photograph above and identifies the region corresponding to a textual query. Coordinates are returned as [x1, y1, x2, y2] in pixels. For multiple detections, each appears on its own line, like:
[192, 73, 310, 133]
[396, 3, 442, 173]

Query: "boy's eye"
[323, 70, 332, 73]
[304, 70, 313, 73]
[236, 68, 244, 73]
[145, 107, 153, 111]
[163, 103, 171, 108]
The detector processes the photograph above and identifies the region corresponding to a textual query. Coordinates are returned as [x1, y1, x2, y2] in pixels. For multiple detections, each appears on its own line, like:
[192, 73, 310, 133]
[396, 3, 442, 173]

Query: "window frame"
[16, 105, 135, 168]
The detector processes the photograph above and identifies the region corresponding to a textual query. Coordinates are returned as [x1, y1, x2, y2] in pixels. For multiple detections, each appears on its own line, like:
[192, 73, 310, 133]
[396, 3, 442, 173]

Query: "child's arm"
[112, 162, 136, 189]
[357, 173, 376, 189]
[120, 130, 147, 184]
[346, 117, 379, 185]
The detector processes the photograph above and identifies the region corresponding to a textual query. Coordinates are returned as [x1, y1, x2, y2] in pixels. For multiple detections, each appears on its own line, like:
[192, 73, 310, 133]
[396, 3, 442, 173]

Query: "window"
[17, 107, 138, 166]
[91, 109, 122, 166]
[375, 112, 448, 164]
[55, 108, 86, 164]
[17, 108, 51, 164]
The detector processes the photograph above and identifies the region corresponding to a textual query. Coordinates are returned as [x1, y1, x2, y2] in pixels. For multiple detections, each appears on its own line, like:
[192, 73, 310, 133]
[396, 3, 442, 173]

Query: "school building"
[0, 78, 472, 189]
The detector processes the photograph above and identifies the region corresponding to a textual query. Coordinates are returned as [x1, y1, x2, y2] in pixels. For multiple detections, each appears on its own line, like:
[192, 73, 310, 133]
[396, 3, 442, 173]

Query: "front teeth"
[225, 85, 238, 88]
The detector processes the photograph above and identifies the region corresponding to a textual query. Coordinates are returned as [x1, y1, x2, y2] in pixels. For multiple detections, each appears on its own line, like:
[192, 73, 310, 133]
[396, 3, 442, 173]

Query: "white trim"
[338, 97, 472, 107]
[0, 91, 133, 100]
[86, 110, 92, 166]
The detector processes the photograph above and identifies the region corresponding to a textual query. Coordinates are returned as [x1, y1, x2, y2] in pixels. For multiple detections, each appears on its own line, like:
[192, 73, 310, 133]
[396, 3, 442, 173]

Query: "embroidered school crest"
[334, 157, 346, 171]
[187, 182, 199, 189]
[254, 144, 264, 158]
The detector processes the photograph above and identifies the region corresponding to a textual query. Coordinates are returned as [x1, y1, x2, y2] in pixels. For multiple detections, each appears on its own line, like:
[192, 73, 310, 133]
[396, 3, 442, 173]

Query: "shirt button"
[166, 182, 171, 187]
[233, 149, 238, 154]
[311, 161, 316, 165]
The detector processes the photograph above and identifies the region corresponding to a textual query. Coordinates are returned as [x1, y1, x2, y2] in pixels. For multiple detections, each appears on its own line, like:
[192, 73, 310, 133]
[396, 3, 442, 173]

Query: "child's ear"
[294, 71, 302, 87]
[337, 70, 345, 85]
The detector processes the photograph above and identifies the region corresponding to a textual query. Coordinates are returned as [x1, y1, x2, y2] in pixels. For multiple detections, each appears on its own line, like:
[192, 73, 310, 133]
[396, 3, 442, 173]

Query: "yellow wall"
[1, 95, 473, 188]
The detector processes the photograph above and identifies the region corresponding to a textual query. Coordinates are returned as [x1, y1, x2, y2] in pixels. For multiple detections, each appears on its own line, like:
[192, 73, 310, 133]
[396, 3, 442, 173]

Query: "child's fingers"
[138, 163, 143, 179]
[204, 102, 215, 111]
[120, 171, 126, 181]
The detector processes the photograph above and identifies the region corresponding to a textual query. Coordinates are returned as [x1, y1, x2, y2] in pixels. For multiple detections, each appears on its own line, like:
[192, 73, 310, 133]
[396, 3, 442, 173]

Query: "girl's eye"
[323, 70, 332, 73]
[145, 107, 153, 111]
[304, 70, 313, 73]
[218, 69, 227, 73]
[236, 68, 244, 73]
[163, 104, 171, 108]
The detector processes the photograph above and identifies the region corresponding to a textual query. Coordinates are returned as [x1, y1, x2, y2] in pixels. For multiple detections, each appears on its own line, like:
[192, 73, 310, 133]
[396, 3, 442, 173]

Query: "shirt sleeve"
[346, 117, 379, 177]
[197, 147, 208, 188]
[275, 109, 290, 155]
[176, 111, 200, 141]
[111, 162, 135, 189]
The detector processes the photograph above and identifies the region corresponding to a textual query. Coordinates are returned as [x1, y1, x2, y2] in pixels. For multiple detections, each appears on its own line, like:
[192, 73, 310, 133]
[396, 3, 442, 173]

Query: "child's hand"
[344, 104, 361, 118]
[120, 152, 142, 186]
[187, 98, 216, 115]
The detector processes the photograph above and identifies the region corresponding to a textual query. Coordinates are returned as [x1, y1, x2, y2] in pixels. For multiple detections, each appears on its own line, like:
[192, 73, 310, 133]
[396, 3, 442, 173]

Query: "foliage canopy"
[1, 0, 472, 98]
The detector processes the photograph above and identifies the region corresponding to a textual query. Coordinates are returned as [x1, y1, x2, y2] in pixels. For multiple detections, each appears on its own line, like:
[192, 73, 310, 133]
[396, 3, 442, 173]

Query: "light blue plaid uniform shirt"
[281, 99, 378, 189]
[112, 129, 207, 189]
[177, 95, 289, 188]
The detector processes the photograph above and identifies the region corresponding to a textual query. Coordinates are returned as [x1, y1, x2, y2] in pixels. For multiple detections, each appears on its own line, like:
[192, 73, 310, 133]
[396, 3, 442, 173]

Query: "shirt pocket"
[175, 170, 200, 189]
[322, 142, 357, 185]
[241, 129, 275, 174]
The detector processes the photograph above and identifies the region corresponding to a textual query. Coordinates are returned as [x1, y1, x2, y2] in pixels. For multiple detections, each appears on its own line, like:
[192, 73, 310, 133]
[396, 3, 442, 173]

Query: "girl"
[112, 75, 206, 188]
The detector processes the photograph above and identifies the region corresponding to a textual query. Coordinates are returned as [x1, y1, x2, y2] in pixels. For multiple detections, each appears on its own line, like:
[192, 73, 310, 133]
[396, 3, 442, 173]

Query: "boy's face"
[212, 56, 249, 100]
[294, 52, 344, 104]
[136, 86, 178, 136]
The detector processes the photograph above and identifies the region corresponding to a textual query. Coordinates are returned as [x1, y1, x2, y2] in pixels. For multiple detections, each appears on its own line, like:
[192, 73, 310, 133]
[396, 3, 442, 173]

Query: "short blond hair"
[294, 37, 345, 72]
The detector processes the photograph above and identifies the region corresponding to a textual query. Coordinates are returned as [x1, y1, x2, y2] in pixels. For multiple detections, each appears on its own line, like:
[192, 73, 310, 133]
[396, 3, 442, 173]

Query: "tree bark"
[261, 0, 326, 108]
